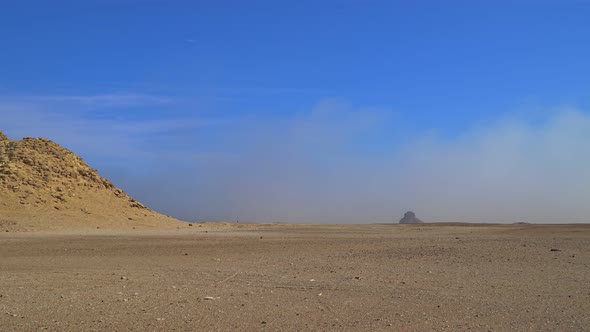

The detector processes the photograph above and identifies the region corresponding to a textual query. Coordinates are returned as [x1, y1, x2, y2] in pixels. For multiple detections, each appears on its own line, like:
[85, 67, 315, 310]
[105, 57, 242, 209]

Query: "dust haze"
[1, 98, 589, 223]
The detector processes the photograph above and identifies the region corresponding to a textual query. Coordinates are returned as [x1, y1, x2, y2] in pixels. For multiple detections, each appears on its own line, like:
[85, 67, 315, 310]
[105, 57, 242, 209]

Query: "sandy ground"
[0, 223, 589, 331]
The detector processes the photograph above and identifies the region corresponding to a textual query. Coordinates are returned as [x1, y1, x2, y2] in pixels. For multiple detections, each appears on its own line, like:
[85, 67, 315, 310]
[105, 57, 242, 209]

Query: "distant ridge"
[0, 130, 182, 231]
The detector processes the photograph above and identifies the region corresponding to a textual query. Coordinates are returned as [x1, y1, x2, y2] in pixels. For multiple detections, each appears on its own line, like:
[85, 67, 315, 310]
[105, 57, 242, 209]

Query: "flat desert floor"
[0, 223, 589, 331]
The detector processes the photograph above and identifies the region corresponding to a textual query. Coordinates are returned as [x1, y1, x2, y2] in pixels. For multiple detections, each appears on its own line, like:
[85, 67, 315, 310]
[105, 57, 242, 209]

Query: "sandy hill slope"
[0, 130, 183, 231]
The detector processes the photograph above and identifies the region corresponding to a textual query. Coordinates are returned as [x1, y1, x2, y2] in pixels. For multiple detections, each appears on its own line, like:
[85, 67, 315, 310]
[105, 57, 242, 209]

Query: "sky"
[1, 0, 589, 223]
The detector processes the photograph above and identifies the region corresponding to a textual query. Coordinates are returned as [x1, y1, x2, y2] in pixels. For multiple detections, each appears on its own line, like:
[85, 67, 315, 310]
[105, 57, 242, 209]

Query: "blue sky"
[1, 0, 589, 223]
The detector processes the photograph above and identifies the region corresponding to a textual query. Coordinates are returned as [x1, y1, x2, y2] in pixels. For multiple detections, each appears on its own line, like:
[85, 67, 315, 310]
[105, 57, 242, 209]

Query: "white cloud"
[0, 96, 212, 161]
[0, 93, 173, 107]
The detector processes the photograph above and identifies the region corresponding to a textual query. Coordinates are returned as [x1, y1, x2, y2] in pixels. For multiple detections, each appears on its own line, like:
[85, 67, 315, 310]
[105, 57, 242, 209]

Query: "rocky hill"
[0, 130, 182, 231]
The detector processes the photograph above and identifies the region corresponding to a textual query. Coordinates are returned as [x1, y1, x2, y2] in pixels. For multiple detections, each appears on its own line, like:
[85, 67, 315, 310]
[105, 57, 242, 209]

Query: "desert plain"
[1, 223, 589, 332]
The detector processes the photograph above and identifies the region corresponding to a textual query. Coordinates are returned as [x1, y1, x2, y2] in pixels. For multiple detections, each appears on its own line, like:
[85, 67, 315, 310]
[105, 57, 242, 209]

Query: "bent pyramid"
[399, 211, 423, 224]
[0, 130, 182, 231]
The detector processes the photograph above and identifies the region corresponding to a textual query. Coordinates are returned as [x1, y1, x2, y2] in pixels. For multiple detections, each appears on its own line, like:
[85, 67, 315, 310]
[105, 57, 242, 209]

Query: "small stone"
[550, 248, 561, 252]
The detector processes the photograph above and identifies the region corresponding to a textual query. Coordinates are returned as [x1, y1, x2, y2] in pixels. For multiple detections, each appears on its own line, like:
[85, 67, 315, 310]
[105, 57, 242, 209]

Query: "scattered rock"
[550, 248, 561, 252]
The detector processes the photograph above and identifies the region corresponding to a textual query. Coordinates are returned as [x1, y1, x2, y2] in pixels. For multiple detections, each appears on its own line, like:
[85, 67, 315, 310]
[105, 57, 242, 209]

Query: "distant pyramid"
[399, 211, 423, 224]
[0, 130, 181, 231]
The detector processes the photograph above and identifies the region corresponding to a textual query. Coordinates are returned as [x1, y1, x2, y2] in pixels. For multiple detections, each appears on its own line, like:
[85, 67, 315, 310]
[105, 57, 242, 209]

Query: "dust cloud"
[2, 99, 589, 223]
